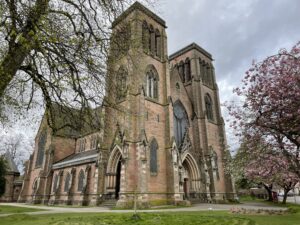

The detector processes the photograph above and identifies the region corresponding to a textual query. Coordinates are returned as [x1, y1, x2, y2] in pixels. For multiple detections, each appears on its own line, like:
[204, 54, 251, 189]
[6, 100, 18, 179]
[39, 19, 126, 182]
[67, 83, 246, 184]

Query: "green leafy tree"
[0, 0, 155, 129]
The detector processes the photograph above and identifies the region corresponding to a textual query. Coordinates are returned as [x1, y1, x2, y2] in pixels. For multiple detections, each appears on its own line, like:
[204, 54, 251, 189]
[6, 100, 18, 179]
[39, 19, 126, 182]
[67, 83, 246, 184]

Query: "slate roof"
[52, 149, 98, 169]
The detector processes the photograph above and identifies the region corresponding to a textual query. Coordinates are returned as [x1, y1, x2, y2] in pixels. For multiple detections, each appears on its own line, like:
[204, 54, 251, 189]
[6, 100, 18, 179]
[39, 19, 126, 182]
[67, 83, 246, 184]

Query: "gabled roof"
[3, 151, 19, 174]
[112, 1, 167, 28]
[169, 43, 213, 61]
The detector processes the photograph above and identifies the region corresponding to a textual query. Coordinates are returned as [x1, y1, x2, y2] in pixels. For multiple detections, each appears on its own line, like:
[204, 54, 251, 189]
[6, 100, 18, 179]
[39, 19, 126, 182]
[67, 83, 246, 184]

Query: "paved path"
[278, 196, 300, 205]
[0, 202, 287, 217]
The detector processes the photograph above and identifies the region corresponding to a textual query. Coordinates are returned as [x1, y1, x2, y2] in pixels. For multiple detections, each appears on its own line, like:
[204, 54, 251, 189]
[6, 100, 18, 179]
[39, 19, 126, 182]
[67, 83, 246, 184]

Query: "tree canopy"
[227, 42, 300, 178]
[0, 0, 153, 129]
[227, 42, 300, 203]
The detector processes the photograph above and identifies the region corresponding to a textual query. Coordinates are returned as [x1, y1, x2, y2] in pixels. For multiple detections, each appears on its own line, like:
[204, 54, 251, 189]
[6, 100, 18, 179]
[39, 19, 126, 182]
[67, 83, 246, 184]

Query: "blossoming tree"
[228, 42, 300, 203]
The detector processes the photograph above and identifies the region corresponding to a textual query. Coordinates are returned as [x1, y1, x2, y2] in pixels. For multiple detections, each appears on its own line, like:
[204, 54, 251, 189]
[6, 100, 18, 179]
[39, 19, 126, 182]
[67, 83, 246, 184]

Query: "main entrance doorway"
[106, 146, 123, 200]
[115, 160, 121, 199]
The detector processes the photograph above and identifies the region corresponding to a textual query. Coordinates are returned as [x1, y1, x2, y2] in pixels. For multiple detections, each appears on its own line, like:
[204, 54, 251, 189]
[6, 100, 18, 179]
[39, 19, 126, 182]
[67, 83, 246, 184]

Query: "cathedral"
[18, 2, 235, 208]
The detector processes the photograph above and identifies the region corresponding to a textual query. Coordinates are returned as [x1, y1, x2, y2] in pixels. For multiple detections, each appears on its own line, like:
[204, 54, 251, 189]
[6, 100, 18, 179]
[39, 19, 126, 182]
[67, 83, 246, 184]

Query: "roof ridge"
[112, 1, 166, 28]
[169, 42, 213, 61]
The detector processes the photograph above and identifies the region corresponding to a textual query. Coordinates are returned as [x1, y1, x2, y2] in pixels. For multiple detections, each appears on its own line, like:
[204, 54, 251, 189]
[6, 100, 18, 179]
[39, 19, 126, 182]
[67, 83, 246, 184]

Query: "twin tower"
[18, 2, 235, 207]
[101, 2, 235, 207]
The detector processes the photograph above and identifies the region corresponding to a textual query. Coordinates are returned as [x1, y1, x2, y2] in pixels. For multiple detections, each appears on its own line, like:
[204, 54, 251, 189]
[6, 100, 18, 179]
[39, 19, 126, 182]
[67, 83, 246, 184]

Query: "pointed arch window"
[142, 21, 150, 52]
[53, 174, 59, 193]
[185, 58, 191, 82]
[36, 130, 47, 167]
[150, 139, 158, 174]
[173, 101, 189, 146]
[178, 61, 185, 83]
[149, 25, 155, 54]
[205, 94, 214, 121]
[155, 29, 161, 58]
[116, 66, 127, 100]
[77, 170, 85, 192]
[145, 66, 159, 100]
[64, 172, 71, 192]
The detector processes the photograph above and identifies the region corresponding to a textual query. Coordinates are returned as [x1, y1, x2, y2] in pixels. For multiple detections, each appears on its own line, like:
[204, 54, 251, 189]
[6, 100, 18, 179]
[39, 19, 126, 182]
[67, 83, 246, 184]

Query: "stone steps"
[101, 199, 117, 208]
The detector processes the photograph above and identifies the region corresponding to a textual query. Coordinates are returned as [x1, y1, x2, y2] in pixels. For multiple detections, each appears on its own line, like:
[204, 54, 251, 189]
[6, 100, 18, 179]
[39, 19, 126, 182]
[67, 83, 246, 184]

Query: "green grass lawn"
[0, 203, 299, 225]
[0, 205, 45, 214]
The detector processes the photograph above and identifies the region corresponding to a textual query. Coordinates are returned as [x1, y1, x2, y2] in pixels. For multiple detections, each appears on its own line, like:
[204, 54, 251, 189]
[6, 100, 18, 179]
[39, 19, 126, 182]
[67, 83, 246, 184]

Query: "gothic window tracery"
[150, 138, 158, 174]
[173, 101, 189, 146]
[205, 94, 214, 121]
[177, 58, 191, 83]
[64, 172, 71, 192]
[142, 21, 162, 59]
[200, 59, 214, 87]
[145, 66, 159, 100]
[36, 130, 47, 167]
[77, 169, 85, 192]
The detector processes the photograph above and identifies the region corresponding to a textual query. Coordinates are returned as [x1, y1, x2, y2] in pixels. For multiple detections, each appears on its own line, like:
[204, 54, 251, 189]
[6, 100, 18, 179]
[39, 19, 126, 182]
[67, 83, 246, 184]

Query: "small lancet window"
[185, 58, 191, 82]
[116, 66, 127, 100]
[155, 29, 161, 58]
[150, 138, 158, 174]
[205, 94, 214, 121]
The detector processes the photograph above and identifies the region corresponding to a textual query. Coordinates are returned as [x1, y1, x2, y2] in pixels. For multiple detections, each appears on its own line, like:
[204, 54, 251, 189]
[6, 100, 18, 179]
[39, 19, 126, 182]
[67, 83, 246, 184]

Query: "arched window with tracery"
[150, 138, 158, 174]
[64, 172, 71, 192]
[36, 130, 47, 167]
[205, 94, 214, 121]
[116, 66, 127, 100]
[145, 66, 159, 100]
[173, 101, 189, 146]
[77, 170, 85, 192]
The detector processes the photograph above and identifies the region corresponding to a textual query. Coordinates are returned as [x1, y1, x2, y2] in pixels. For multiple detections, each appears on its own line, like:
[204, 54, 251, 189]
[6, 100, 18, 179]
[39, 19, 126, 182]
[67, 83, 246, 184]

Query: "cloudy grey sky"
[159, 0, 300, 149]
[1, 0, 300, 161]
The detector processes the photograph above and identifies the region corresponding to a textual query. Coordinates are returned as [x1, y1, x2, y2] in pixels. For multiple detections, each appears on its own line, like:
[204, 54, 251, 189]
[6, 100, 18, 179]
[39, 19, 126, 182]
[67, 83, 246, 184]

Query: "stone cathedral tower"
[18, 2, 235, 208]
[99, 2, 235, 207]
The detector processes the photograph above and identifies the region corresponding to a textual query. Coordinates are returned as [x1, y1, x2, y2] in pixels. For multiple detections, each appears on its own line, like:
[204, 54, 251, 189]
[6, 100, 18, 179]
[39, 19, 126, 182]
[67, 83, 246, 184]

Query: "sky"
[159, 0, 300, 149]
[1, 0, 300, 166]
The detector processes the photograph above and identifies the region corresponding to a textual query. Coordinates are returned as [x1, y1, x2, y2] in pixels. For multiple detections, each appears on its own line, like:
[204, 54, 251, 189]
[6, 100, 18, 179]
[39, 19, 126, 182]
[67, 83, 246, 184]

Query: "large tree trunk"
[0, 0, 49, 99]
[282, 189, 290, 204]
[263, 183, 273, 201]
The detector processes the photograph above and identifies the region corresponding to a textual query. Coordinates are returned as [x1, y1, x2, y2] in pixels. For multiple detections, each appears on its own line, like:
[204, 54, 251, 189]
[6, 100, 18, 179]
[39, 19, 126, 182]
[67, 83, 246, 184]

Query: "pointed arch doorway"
[106, 146, 123, 200]
[181, 153, 201, 200]
[115, 160, 122, 199]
